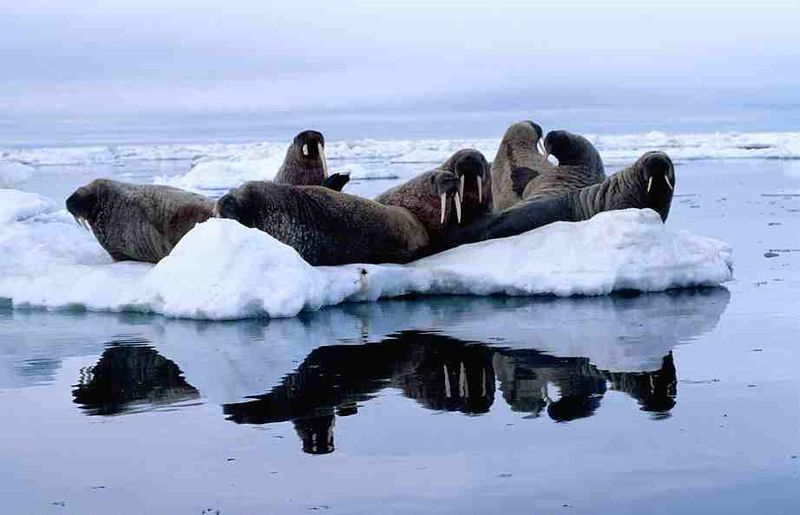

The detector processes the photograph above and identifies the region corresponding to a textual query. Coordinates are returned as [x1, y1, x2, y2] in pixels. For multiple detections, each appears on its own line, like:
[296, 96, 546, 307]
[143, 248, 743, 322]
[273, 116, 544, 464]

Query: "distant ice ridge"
[2, 130, 798, 195]
[0, 188, 733, 321]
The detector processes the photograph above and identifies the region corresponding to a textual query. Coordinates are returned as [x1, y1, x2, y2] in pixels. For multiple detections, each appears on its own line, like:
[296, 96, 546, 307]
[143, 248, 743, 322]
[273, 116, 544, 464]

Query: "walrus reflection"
[223, 331, 677, 454]
[73, 342, 199, 416]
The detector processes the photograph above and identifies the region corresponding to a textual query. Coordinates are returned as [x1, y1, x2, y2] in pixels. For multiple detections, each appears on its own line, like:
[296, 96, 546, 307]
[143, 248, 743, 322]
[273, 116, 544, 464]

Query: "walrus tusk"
[73, 215, 89, 231]
[459, 175, 465, 199]
[443, 364, 451, 398]
[647, 176, 654, 193]
[664, 175, 673, 191]
[537, 139, 546, 155]
[440, 193, 447, 224]
[302, 143, 308, 156]
[318, 142, 328, 178]
[477, 178, 483, 203]
[454, 191, 462, 224]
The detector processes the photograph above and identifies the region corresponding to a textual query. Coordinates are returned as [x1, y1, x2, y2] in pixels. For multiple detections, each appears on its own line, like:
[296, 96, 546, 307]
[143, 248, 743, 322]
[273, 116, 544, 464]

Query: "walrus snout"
[641, 151, 675, 222]
[294, 130, 325, 157]
[526, 120, 544, 140]
[642, 152, 675, 192]
[66, 188, 91, 216]
[216, 193, 239, 220]
[429, 171, 462, 224]
[66, 187, 97, 230]
[454, 152, 489, 204]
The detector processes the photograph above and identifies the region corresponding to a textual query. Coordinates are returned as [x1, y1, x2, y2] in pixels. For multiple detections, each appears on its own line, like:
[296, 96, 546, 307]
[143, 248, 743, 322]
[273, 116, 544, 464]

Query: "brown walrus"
[66, 179, 215, 263]
[375, 148, 492, 241]
[490, 121, 549, 211]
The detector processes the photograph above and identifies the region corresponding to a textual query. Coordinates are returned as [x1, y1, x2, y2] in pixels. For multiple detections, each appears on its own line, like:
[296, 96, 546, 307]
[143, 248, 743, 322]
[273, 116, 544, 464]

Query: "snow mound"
[0, 196, 733, 320]
[0, 161, 34, 188]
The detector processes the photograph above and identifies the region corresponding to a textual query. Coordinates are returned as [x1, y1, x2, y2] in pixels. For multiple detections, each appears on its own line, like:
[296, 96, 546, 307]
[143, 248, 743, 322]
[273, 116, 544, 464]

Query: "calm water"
[2, 154, 800, 513]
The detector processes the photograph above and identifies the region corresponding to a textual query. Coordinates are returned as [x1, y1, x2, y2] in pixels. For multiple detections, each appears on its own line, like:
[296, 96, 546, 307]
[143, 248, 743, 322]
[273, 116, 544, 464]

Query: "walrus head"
[273, 130, 329, 187]
[639, 151, 675, 222]
[216, 188, 250, 227]
[543, 130, 603, 171]
[291, 129, 327, 176]
[66, 180, 104, 230]
[500, 120, 546, 156]
[443, 148, 490, 205]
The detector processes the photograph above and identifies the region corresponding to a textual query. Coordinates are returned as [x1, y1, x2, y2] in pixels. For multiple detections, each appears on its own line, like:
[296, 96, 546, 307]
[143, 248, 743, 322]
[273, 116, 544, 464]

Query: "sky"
[1, 0, 799, 117]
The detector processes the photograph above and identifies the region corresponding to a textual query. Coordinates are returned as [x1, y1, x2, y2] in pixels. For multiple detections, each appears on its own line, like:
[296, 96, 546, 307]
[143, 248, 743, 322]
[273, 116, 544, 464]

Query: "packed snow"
[0, 187, 733, 321]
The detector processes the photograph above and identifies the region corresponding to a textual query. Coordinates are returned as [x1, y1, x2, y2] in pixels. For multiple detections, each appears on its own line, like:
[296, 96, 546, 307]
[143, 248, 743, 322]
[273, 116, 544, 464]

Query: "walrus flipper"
[432, 195, 574, 253]
[511, 167, 539, 196]
[322, 172, 351, 192]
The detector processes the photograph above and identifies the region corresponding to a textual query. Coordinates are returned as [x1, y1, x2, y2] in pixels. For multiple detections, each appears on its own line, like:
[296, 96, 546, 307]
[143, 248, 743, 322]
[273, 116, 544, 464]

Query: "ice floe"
[0, 187, 733, 321]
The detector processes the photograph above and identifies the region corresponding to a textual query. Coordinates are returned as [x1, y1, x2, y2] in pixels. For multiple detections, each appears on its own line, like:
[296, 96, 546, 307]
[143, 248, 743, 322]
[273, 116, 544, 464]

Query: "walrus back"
[87, 180, 214, 263]
[243, 183, 430, 265]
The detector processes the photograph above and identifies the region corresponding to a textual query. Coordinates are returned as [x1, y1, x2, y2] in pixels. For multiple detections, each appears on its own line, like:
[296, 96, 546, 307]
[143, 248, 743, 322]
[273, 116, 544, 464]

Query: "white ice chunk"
[0, 189, 56, 224]
[0, 201, 732, 320]
[0, 161, 34, 188]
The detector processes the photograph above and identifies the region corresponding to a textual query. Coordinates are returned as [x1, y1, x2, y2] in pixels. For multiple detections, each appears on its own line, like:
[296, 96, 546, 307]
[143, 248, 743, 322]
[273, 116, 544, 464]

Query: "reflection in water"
[62, 289, 728, 453]
[223, 332, 677, 453]
[73, 342, 200, 415]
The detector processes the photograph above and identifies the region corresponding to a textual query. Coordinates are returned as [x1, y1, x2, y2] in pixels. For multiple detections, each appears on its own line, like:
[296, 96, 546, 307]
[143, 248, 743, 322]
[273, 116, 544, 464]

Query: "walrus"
[273, 130, 350, 191]
[217, 151, 674, 265]
[375, 149, 491, 241]
[433, 151, 675, 252]
[66, 132, 350, 264]
[490, 120, 549, 211]
[66, 179, 215, 263]
[216, 182, 430, 265]
[512, 129, 606, 201]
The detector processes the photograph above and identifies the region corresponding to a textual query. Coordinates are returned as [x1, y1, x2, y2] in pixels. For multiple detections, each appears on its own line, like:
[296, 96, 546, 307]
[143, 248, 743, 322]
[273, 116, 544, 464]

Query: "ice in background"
[0, 126, 750, 320]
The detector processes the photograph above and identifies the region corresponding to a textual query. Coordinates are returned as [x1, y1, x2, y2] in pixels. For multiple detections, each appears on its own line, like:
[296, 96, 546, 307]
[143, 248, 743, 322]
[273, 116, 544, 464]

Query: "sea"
[1, 106, 799, 514]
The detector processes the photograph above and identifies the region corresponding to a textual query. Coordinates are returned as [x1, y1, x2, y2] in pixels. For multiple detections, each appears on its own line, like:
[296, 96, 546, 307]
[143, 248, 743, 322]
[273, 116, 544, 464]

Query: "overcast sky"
[1, 1, 798, 116]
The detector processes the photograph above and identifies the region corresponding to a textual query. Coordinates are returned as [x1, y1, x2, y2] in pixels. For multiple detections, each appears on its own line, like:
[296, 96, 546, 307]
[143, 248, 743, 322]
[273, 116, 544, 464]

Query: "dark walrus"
[512, 129, 606, 201]
[433, 151, 675, 253]
[217, 151, 675, 265]
[273, 130, 350, 191]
